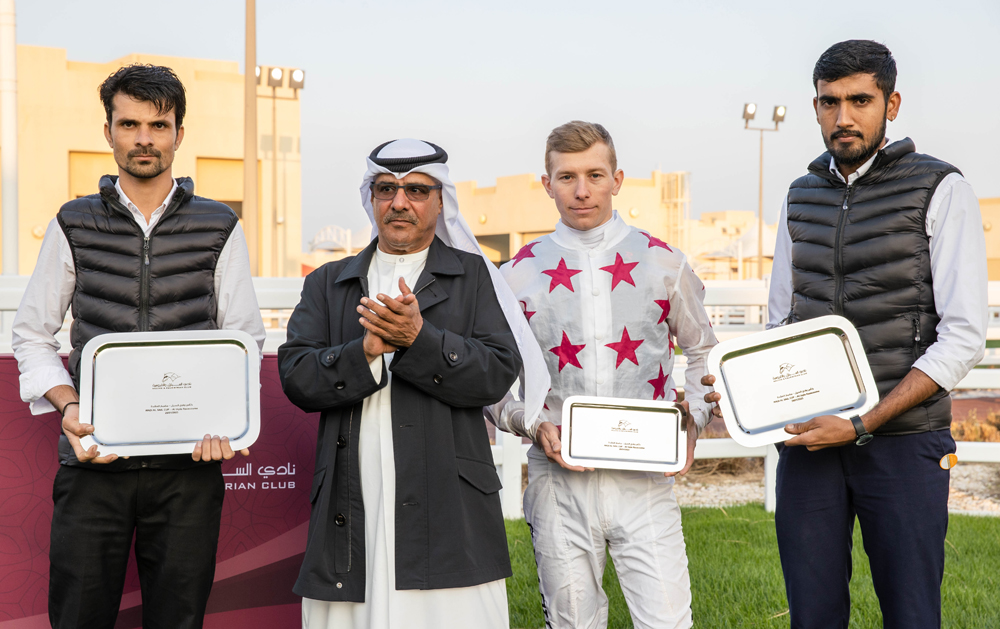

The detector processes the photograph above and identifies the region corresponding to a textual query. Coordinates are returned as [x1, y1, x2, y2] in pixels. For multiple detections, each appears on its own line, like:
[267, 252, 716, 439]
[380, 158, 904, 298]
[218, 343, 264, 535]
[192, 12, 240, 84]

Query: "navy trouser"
[49, 463, 225, 629]
[774, 429, 954, 629]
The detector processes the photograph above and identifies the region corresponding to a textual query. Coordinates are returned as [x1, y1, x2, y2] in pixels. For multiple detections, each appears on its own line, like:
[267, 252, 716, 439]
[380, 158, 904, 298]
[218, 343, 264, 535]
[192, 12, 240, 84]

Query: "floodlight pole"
[758, 128, 764, 280]
[259, 71, 301, 277]
[744, 119, 781, 280]
[243, 0, 259, 275]
[271, 83, 279, 277]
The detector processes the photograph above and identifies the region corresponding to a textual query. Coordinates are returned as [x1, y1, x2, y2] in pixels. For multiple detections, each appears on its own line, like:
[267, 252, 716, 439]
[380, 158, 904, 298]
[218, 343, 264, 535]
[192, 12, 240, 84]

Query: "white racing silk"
[498, 212, 718, 436]
[359, 139, 549, 436]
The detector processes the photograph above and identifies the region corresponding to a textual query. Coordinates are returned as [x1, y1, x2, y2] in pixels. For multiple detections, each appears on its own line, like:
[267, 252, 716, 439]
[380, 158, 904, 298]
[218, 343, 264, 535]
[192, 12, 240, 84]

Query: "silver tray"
[78, 330, 261, 457]
[707, 315, 878, 447]
[561, 395, 687, 473]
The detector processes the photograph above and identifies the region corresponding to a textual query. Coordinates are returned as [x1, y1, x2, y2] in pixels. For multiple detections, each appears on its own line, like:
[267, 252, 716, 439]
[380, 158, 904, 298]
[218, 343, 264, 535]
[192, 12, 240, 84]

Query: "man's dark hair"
[813, 40, 897, 103]
[99, 64, 187, 128]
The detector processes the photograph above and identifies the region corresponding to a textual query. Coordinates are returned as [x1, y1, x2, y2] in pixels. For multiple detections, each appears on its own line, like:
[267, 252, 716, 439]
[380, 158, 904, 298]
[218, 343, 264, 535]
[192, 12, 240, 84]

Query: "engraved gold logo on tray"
[772, 362, 807, 383]
[152, 372, 192, 390]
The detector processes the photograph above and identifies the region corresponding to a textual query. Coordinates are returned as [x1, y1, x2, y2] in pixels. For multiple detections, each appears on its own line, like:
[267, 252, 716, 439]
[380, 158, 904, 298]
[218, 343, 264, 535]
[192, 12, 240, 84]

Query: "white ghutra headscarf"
[359, 139, 549, 437]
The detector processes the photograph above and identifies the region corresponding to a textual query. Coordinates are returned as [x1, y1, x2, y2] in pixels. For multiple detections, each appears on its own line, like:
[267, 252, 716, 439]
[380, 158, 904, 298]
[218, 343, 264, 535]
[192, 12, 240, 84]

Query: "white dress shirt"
[768, 144, 988, 391]
[12, 178, 266, 414]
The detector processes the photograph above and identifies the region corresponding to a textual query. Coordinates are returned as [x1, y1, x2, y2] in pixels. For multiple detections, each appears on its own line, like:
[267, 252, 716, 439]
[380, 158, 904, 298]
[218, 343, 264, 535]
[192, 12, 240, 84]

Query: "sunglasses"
[370, 181, 443, 202]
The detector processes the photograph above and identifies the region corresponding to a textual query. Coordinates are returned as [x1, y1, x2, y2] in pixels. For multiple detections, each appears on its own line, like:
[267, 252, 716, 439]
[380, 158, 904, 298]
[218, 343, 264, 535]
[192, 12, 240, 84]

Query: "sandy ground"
[497, 391, 1000, 517]
[672, 462, 1000, 516]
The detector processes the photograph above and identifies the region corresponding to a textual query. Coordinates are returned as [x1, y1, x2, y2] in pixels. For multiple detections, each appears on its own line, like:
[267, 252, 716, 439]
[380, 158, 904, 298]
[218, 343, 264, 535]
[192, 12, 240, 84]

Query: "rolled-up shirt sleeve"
[767, 195, 793, 329]
[12, 219, 76, 415]
[214, 222, 266, 356]
[485, 388, 535, 441]
[667, 258, 719, 433]
[913, 174, 988, 390]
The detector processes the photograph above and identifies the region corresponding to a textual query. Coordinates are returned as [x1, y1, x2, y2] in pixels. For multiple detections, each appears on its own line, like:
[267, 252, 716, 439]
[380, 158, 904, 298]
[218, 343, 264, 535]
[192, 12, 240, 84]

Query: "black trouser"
[774, 429, 954, 629]
[49, 463, 225, 629]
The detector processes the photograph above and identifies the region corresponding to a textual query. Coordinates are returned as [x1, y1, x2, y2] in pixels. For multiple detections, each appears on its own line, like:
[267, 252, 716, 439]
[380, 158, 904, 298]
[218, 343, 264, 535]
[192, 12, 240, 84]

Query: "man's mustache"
[382, 210, 418, 225]
[127, 148, 162, 159]
[831, 130, 863, 140]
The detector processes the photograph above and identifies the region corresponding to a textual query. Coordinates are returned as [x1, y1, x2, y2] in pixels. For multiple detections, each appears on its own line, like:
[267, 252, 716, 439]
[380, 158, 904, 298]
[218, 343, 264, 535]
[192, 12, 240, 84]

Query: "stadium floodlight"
[267, 67, 284, 88]
[741, 102, 786, 279]
[289, 68, 306, 90]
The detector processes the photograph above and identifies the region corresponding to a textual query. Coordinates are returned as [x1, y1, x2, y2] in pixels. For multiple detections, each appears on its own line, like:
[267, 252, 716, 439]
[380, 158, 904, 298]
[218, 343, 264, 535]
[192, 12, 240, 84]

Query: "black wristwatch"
[851, 415, 873, 446]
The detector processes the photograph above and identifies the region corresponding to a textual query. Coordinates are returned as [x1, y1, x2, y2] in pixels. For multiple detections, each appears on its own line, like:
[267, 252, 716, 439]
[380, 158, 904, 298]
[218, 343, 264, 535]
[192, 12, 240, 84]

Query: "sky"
[17, 0, 1000, 250]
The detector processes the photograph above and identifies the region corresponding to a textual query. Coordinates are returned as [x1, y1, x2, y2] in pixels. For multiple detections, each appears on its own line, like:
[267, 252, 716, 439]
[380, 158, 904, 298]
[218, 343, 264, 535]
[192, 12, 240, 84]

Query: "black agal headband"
[369, 139, 448, 174]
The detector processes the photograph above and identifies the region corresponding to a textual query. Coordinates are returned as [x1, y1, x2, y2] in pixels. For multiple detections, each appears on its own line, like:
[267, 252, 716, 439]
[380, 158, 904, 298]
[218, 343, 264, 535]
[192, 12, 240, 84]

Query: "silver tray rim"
[706, 315, 879, 448]
[78, 330, 261, 457]
[561, 395, 688, 473]
[718, 326, 864, 435]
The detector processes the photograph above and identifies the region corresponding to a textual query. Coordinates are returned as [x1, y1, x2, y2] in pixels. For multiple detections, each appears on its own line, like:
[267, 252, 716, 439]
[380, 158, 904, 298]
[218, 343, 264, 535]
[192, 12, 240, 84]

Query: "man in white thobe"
[278, 139, 549, 629]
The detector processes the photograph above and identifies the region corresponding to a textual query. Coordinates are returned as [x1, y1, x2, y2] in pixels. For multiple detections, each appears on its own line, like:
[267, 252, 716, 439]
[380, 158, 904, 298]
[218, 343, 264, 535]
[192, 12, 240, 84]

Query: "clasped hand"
[359, 277, 423, 359]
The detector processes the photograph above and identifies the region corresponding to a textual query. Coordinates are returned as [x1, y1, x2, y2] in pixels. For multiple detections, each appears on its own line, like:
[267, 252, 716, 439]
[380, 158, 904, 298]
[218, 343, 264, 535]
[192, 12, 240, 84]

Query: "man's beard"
[824, 116, 886, 170]
[120, 148, 168, 179]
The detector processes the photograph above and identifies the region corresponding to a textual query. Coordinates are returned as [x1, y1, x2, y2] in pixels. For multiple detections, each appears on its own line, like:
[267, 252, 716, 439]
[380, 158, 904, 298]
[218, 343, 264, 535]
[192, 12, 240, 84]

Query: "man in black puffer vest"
[705, 41, 986, 628]
[12, 65, 265, 628]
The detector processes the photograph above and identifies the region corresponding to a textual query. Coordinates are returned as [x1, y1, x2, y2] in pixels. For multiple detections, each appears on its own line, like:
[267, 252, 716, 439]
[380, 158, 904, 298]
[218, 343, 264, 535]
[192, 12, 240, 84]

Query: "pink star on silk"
[549, 332, 586, 372]
[605, 326, 644, 368]
[654, 299, 670, 324]
[542, 258, 582, 293]
[599, 253, 639, 290]
[543, 388, 552, 410]
[641, 232, 672, 251]
[511, 241, 539, 267]
[648, 364, 669, 400]
[520, 300, 535, 322]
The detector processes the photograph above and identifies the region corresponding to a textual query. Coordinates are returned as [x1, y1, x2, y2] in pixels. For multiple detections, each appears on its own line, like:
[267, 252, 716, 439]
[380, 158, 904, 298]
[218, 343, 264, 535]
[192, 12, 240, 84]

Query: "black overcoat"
[278, 237, 521, 602]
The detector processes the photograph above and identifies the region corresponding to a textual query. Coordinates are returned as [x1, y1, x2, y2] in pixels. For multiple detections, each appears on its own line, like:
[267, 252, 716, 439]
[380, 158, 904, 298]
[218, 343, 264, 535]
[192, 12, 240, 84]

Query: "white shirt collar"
[374, 244, 430, 266]
[828, 138, 889, 185]
[551, 210, 630, 251]
[114, 177, 179, 231]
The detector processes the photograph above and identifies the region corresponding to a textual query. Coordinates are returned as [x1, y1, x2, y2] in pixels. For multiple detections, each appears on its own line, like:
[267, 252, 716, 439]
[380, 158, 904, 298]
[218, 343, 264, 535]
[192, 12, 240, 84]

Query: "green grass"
[505, 504, 1000, 628]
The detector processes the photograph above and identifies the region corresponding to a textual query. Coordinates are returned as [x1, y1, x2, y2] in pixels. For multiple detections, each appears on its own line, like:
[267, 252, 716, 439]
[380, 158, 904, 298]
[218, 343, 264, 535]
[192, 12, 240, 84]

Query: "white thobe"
[301, 246, 508, 629]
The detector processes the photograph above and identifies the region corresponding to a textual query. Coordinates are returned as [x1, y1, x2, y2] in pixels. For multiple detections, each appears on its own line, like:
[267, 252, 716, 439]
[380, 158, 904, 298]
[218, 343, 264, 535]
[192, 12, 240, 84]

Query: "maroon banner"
[0, 355, 319, 628]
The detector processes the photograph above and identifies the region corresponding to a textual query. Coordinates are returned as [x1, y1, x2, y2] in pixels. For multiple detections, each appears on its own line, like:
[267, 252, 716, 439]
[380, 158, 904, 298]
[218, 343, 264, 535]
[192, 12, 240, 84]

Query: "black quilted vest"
[786, 138, 959, 435]
[57, 175, 239, 468]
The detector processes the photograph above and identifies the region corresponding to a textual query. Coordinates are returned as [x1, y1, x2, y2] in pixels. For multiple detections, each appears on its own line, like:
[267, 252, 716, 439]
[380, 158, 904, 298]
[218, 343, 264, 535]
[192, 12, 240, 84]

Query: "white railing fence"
[2, 276, 999, 518]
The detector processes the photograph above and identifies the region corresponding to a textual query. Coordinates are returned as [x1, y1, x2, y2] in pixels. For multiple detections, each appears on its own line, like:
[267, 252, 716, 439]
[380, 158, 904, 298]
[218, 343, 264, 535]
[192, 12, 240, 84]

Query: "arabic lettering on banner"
[222, 461, 298, 489]
[0, 355, 320, 629]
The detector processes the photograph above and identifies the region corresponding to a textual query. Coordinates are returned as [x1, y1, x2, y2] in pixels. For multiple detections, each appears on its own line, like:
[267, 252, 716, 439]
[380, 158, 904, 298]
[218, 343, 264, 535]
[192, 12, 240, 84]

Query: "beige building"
[455, 170, 773, 280]
[0, 45, 302, 277]
[456, 170, 691, 261]
[981, 197, 1000, 280]
[686, 211, 776, 280]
